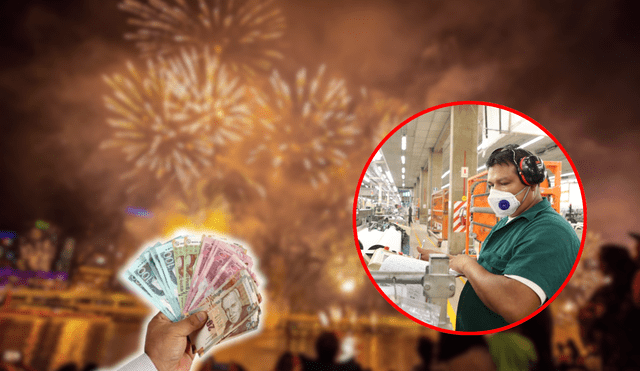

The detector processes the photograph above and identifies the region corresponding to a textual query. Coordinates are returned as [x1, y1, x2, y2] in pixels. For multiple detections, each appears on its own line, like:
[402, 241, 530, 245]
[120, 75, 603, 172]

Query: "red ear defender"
[519, 157, 532, 186]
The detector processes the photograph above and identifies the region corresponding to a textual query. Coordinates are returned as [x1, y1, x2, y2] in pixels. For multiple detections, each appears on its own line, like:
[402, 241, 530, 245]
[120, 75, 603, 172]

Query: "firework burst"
[248, 65, 359, 188]
[119, 0, 286, 76]
[101, 48, 252, 198]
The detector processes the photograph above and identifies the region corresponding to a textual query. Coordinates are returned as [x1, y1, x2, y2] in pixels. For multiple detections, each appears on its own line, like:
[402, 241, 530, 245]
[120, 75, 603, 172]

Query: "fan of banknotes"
[123, 234, 262, 356]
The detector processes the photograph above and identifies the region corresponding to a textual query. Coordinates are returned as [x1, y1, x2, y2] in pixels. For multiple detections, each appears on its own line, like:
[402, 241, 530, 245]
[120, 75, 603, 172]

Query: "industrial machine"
[369, 254, 457, 329]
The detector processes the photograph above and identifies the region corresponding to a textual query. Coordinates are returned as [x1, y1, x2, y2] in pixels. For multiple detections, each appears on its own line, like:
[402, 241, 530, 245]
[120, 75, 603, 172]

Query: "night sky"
[1, 0, 639, 245]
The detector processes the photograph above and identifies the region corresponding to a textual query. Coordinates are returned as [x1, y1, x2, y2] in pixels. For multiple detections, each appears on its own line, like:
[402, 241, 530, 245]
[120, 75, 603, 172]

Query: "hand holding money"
[123, 233, 262, 358]
[144, 311, 208, 371]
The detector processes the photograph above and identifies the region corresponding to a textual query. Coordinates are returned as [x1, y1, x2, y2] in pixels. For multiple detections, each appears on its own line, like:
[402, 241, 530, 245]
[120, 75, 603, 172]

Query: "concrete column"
[430, 149, 443, 224]
[442, 145, 450, 189]
[420, 166, 429, 224]
[447, 105, 479, 254]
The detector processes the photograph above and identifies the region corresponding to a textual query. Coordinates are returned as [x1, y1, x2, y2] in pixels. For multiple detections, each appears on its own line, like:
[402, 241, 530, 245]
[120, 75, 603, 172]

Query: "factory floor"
[400, 219, 467, 330]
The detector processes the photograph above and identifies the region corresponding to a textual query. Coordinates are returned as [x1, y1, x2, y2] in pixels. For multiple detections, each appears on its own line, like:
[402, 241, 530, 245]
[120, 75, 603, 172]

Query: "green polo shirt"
[456, 198, 580, 332]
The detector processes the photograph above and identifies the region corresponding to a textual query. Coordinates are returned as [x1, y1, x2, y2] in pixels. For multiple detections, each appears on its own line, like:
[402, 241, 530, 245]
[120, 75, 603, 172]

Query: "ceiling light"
[402, 174, 405, 179]
[520, 136, 545, 149]
[373, 151, 382, 161]
[477, 165, 486, 172]
[386, 171, 394, 183]
[401, 155, 405, 164]
[377, 165, 383, 174]
[441, 170, 450, 179]
[402, 167, 405, 174]
[401, 135, 406, 151]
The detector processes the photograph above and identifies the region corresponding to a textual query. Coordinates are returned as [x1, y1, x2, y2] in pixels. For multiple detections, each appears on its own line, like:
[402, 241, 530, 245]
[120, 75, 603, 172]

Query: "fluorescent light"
[386, 171, 394, 183]
[402, 174, 405, 179]
[373, 151, 382, 161]
[402, 182, 405, 187]
[520, 136, 545, 149]
[477, 165, 486, 171]
[443, 184, 449, 189]
[561, 172, 574, 177]
[377, 165, 383, 174]
[401, 155, 405, 164]
[441, 170, 450, 179]
[402, 167, 405, 173]
[401, 135, 406, 150]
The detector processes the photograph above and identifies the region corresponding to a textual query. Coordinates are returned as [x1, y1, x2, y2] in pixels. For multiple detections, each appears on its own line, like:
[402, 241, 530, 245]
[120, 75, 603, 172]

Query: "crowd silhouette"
[3, 237, 640, 371]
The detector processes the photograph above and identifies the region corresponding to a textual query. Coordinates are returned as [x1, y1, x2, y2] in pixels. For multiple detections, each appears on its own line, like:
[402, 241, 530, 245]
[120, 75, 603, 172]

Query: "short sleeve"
[502, 216, 579, 299]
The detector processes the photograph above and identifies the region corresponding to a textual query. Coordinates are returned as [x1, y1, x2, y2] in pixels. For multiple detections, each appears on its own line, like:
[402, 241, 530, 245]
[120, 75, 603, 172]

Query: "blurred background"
[0, 0, 638, 370]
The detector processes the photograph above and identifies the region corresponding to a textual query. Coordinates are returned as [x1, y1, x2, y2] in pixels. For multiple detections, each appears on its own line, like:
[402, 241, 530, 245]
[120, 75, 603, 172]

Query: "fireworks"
[249, 65, 359, 188]
[119, 0, 286, 76]
[101, 48, 252, 196]
[354, 87, 410, 152]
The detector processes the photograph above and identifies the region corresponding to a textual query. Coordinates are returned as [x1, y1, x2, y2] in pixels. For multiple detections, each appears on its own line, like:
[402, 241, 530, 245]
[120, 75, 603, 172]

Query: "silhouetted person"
[55, 364, 77, 371]
[275, 352, 301, 371]
[628, 232, 640, 306]
[436, 334, 495, 371]
[579, 244, 640, 371]
[300, 332, 361, 371]
[517, 306, 555, 371]
[408, 207, 413, 226]
[411, 337, 433, 371]
[81, 363, 98, 371]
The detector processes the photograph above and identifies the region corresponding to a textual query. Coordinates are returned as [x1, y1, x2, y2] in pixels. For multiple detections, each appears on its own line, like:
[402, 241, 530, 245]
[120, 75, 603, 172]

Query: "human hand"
[447, 254, 476, 276]
[144, 311, 208, 371]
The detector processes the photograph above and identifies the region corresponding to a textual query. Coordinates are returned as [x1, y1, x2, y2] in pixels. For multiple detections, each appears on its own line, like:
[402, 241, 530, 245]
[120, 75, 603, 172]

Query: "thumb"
[172, 311, 208, 336]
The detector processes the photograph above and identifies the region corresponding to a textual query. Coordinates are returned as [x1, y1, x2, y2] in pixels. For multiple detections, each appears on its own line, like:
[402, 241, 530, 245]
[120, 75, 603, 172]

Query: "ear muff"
[518, 155, 546, 185]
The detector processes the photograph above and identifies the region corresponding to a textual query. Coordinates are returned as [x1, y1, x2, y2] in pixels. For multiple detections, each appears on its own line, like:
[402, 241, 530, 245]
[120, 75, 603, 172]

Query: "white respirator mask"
[487, 185, 530, 218]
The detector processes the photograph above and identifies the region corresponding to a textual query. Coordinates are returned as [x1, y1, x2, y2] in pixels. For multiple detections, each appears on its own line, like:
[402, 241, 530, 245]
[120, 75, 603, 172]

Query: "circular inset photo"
[353, 102, 586, 334]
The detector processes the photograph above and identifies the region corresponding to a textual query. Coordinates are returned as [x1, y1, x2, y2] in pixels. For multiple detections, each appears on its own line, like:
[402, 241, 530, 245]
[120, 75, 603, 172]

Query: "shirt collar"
[515, 197, 551, 221]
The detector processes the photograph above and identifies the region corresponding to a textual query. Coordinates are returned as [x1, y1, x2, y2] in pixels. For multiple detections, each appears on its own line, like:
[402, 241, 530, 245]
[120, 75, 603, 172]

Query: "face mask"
[488, 185, 530, 218]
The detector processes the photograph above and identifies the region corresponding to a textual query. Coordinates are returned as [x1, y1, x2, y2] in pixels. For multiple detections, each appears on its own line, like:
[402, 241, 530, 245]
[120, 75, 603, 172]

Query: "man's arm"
[449, 254, 540, 323]
[416, 245, 442, 260]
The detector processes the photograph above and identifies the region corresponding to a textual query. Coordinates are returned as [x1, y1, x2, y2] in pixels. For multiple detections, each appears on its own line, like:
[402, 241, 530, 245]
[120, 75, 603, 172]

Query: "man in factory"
[446, 144, 579, 331]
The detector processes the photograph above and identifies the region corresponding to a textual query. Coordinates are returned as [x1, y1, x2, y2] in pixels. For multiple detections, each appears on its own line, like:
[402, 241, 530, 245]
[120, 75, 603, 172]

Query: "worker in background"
[446, 144, 579, 331]
[408, 205, 413, 226]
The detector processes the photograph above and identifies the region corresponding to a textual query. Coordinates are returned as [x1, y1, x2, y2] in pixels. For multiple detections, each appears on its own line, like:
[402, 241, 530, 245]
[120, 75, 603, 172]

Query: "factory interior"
[356, 104, 584, 330]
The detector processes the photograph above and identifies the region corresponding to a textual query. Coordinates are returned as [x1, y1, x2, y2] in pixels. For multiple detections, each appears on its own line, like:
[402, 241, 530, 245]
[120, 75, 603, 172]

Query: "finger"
[171, 311, 208, 336]
[151, 311, 169, 323]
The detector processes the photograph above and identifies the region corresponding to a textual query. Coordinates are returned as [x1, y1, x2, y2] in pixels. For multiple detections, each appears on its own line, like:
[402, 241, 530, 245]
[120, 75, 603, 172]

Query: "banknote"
[172, 236, 187, 308]
[149, 241, 182, 320]
[189, 255, 248, 311]
[123, 232, 262, 355]
[185, 240, 235, 309]
[190, 236, 218, 290]
[127, 258, 177, 321]
[188, 270, 261, 356]
[180, 235, 202, 307]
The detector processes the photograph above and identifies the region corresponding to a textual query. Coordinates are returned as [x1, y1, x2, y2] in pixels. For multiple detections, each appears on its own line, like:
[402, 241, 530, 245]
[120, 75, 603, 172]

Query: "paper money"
[127, 258, 177, 321]
[149, 241, 182, 320]
[185, 240, 236, 310]
[188, 270, 261, 356]
[180, 235, 202, 306]
[123, 232, 261, 355]
[172, 236, 187, 308]
[189, 255, 248, 311]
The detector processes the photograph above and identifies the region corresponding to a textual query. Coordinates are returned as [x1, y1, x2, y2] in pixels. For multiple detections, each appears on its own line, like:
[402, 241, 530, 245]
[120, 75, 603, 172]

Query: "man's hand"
[448, 254, 477, 275]
[145, 311, 208, 371]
